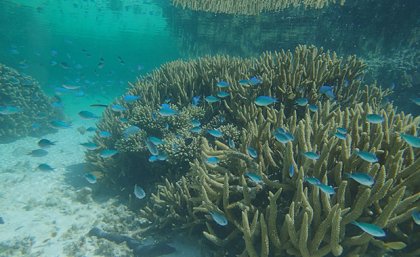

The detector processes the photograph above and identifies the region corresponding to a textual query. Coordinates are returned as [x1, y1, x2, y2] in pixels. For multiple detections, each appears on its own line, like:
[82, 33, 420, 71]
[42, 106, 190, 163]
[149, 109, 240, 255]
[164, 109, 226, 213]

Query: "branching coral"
[0, 64, 60, 141]
[86, 45, 388, 185]
[171, 0, 346, 15]
[85, 45, 415, 256]
[142, 101, 419, 257]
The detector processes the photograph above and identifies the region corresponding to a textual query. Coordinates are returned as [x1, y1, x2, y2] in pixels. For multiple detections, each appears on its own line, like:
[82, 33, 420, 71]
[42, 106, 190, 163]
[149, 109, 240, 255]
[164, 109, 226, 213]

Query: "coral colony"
[84, 46, 419, 257]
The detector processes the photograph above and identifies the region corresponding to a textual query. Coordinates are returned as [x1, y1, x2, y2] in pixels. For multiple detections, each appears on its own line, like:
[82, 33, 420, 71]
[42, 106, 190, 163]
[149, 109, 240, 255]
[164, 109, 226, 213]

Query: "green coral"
[0, 63, 61, 141]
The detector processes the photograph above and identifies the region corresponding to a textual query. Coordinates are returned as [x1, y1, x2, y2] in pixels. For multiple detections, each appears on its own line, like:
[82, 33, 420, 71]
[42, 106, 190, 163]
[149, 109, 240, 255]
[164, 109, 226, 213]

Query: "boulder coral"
[0, 64, 60, 141]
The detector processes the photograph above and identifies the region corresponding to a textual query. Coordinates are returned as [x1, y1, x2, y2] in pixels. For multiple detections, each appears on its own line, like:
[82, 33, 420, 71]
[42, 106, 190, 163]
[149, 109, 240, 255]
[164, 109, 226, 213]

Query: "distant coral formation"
[171, 0, 345, 15]
[0, 64, 59, 141]
[86, 45, 419, 257]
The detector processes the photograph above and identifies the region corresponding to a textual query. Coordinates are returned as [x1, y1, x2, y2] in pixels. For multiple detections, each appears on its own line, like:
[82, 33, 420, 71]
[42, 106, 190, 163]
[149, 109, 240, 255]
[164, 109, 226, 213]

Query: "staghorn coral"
[0, 64, 60, 142]
[171, 0, 345, 15]
[142, 101, 420, 257]
[86, 45, 389, 187]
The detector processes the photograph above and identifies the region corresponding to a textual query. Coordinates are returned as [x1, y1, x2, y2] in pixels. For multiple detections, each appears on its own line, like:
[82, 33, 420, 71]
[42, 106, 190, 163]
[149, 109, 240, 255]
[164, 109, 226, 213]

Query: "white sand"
[0, 120, 204, 257]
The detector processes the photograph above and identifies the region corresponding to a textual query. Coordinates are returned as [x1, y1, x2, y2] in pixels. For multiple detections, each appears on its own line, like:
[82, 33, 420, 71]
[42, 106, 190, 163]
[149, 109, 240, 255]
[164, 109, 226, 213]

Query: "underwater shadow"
[64, 162, 119, 203]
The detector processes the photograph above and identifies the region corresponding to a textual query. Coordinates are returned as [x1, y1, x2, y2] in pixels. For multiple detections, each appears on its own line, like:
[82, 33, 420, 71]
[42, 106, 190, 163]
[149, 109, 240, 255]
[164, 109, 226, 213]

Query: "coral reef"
[142, 101, 420, 257]
[84, 45, 419, 256]
[0, 64, 60, 141]
[171, 0, 345, 15]
[86, 45, 389, 185]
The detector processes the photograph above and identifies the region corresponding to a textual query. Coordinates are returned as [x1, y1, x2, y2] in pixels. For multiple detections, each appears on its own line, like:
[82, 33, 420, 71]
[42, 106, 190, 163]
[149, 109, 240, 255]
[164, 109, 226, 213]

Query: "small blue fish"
[245, 146, 257, 159]
[238, 79, 249, 86]
[146, 140, 159, 155]
[190, 126, 202, 133]
[295, 97, 308, 106]
[111, 104, 126, 112]
[366, 114, 384, 124]
[351, 221, 386, 237]
[134, 184, 146, 199]
[99, 131, 112, 138]
[228, 138, 235, 148]
[207, 129, 223, 138]
[38, 139, 56, 148]
[149, 155, 158, 162]
[192, 96, 201, 106]
[84, 173, 97, 184]
[412, 211, 420, 225]
[335, 132, 347, 140]
[159, 104, 178, 116]
[78, 110, 98, 120]
[289, 164, 294, 178]
[148, 136, 163, 145]
[28, 149, 48, 157]
[86, 126, 97, 132]
[410, 97, 420, 106]
[206, 156, 220, 165]
[205, 95, 220, 103]
[308, 104, 318, 112]
[123, 126, 140, 138]
[157, 152, 168, 161]
[217, 91, 230, 98]
[37, 163, 54, 172]
[345, 172, 374, 187]
[337, 127, 347, 134]
[305, 177, 321, 185]
[191, 119, 201, 127]
[324, 89, 335, 99]
[319, 84, 335, 99]
[248, 76, 262, 86]
[275, 128, 294, 141]
[123, 95, 140, 103]
[49, 120, 71, 129]
[355, 150, 378, 163]
[319, 84, 333, 94]
[80, 142, 100, 151]
[255, 96, 278, 106]
[100, 149, 118, 158]
[303, 151, 320, 160]
[0, 105, 21, 115]
[318, 183, 335, 195]
[400, 133, 420, 148]
[245, 172, 263, 183]
[209, 211, 228, 226]
[274, 132, 292, 144]
[216, 80, 229, 88]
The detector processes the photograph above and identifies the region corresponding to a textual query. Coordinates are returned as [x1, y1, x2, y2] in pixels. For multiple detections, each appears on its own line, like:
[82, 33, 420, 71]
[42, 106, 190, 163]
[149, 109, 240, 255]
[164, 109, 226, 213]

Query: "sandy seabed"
[0, 120, 203, 257]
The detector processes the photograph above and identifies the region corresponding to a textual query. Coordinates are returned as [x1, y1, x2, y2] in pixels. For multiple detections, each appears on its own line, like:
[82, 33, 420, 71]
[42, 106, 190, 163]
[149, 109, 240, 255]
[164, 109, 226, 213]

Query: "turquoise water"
[0, 0, 419, 256]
